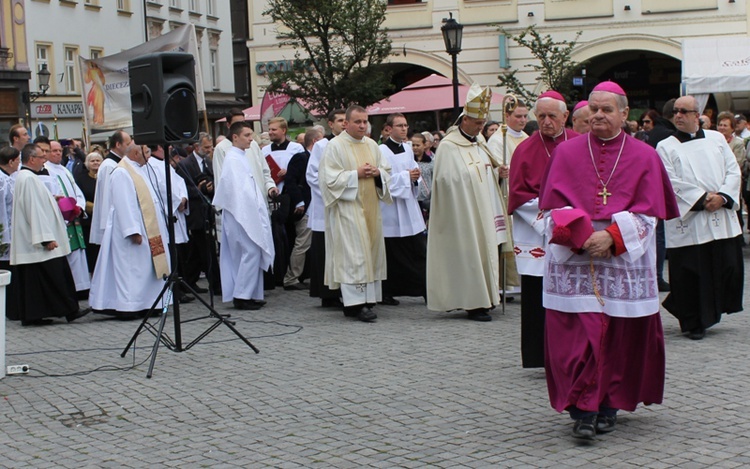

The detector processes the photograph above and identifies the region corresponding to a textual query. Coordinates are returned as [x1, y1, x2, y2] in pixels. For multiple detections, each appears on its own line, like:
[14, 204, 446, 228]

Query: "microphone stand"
[121, 147, 258, 378]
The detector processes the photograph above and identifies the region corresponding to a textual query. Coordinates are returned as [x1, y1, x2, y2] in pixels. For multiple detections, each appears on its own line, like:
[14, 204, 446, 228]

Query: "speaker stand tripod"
[120, 147, 259, 378]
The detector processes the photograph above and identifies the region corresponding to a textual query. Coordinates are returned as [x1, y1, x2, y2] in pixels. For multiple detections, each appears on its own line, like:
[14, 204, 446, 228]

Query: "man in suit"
[282, 128, 321, 290]
[176, 132, 218, 294]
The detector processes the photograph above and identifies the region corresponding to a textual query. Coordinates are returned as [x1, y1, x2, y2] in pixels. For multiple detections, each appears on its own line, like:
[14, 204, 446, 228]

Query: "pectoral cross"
[711, 212, 720, 227]
[598, 186, 612, 205]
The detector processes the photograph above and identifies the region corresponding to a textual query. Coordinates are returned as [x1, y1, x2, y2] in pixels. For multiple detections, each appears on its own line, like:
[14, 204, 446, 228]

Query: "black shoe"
[66, 307, 92, 323]
[499, 294, 515, 303]
[251, 299, 267, 307]
[21, 318, 55, 326]
[179, 293, 195, 303]
[378, 296, 399, 306]
[283, 282, 308, 291]
[322, 298, 344, 308]
[187, 283, 209, 294]
[572, 415, 597, 440]
[467, 309, 492, 322]
[658, 280, 670, 292]
[595, 415, 617, 433]
[115, 311, 143, 321]
[358, 307, 377, 322]
[233, 298, 262, 310]
[687, 327, 705, 340]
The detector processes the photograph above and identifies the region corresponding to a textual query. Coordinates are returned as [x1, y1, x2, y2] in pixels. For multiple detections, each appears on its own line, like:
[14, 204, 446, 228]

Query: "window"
[169, 0, 180, 8]
[65, 46, 78, 93]
[206, 0, 215, 16]
[36, 44, 53, 92]
[116, 0, 130, 10]
[210, 49, 218, 90]
[189, 0, 198, 13]
[89, 47, 103, 60]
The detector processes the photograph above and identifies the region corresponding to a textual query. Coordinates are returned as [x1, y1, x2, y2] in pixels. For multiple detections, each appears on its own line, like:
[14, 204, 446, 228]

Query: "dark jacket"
[176, 153, 214, 230]
[646, 116, 676, 149]
[283, 149, 311, 217]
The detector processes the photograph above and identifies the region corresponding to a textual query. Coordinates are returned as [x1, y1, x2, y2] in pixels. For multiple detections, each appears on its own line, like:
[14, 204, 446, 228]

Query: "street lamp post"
[22, 63, 51, 130]
[441, 12, 463, 122]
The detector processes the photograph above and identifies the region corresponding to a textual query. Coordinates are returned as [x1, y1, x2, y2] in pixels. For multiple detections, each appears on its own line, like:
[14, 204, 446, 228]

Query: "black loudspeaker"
[129, 52, 199, 145]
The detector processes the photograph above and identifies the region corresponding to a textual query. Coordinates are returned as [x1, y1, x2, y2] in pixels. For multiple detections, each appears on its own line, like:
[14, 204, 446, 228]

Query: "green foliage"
[498, 26, 584, 104]
[262, 0, 393, 116]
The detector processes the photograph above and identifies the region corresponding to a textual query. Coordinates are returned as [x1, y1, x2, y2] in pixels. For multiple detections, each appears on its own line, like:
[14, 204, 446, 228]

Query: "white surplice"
[89, 159, 170, 312]
[89, 155, 120, 244]
[11, 169, 71, 265]
[306, 137, 330, 232]
[512, 198, 546, 277]
[656, 130, 742, 248]
[213, 146, 274, 303]
[379, 142, 426, 238]
[544, 211, 659, 318]
[262, 140, 304, 192]
[146, 157, 189, 244]
[213, 137, 266, 194]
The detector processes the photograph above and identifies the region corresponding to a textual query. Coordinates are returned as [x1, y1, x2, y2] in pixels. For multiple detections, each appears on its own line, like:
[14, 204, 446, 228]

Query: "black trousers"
[184, 227, 220, 290]
[521, 275, 545, 368]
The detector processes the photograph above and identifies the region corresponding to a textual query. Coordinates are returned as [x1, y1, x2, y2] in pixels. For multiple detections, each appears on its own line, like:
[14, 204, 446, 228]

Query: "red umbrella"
[367, 74, 503, 115]
[216, 103, 261, 123]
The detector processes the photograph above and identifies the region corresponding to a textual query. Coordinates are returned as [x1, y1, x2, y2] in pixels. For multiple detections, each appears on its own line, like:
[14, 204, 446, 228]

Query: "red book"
[265, 155, 284, 184]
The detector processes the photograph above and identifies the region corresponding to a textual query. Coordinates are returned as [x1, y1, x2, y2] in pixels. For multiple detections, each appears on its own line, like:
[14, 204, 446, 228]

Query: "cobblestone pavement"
[2, 250, 749, 468]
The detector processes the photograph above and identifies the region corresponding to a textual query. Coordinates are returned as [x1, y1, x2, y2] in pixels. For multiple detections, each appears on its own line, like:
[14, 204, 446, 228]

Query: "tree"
[262, 0, 393, 116]
[497, 26, 584, 104]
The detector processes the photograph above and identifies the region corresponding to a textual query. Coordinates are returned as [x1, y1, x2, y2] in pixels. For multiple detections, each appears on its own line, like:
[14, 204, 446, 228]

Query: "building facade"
[246, 0, 750, 128]
[12, 0, 235, 141]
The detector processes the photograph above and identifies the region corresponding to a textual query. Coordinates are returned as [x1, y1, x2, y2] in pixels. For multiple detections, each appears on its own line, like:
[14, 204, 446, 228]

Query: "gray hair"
[534, 97, 567, 113]
[197, 132, 212, 145]
[589, 91, 629, 112]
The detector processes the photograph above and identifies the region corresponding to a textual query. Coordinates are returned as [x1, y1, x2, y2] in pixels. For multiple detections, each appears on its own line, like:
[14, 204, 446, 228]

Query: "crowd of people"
[1, 78, 744, 441]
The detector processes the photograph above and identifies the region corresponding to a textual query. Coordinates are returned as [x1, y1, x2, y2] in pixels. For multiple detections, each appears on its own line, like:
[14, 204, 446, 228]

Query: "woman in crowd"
[74, 149, 104, 273]
[482, 121, 499, 141]
[431, 130, 444, 153]
[716, 111, 747, 230]
[716, 111, 746, 168]
[421, 131, 435, 159]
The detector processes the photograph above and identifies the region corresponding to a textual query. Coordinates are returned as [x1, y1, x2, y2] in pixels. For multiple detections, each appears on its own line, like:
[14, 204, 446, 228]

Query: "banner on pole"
[78, 24, 206, 136]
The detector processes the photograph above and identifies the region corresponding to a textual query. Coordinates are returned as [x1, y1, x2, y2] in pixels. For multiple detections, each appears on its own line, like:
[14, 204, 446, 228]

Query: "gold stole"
[118, 159, 170, 279]
[347, 140, 379, 255]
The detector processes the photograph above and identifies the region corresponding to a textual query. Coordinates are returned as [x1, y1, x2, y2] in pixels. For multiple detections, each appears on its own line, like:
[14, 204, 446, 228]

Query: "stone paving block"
[3, 255, 750, 467]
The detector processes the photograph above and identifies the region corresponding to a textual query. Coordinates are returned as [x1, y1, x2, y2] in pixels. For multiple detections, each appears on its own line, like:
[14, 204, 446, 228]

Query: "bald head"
[125, 142, 146, 165]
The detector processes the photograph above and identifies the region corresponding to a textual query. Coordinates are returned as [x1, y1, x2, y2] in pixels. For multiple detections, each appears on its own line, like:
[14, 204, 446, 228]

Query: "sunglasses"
[674, 108, 698, 115]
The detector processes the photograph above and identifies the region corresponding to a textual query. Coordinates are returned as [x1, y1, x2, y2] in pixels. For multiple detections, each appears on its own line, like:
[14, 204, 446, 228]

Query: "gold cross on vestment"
[467, 154, 483, 182]
[598, 186, 612, 205]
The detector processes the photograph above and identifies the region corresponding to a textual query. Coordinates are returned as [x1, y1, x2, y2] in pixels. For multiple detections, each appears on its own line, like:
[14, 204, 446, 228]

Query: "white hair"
[534, 97, 567, 113]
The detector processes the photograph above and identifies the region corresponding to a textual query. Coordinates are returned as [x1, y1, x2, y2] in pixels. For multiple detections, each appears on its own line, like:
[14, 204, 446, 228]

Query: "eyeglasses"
[392, 124, 409, 128]
[642, 120, 652, 124]
[674, 108, 698, 115]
